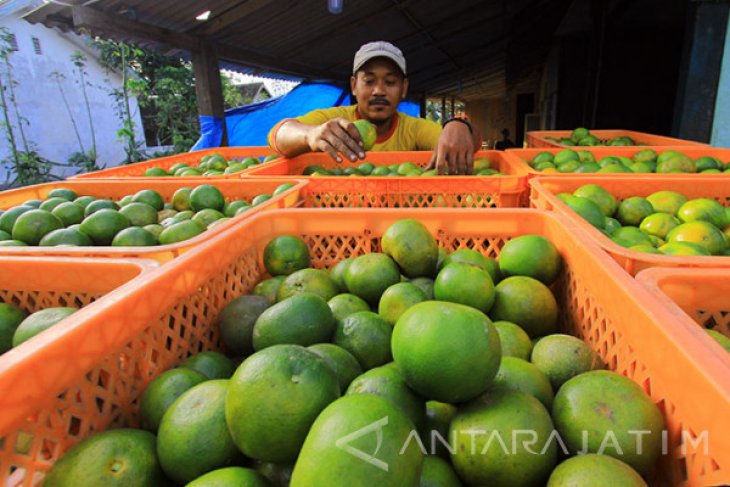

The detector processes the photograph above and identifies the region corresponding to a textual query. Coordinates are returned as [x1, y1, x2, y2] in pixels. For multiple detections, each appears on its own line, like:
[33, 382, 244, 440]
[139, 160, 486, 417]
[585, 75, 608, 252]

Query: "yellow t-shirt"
[268, 105, 442, 152]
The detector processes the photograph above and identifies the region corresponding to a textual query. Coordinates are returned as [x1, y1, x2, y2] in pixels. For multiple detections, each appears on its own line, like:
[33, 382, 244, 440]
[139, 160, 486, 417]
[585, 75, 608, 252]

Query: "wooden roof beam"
[190, 0, 277, 37]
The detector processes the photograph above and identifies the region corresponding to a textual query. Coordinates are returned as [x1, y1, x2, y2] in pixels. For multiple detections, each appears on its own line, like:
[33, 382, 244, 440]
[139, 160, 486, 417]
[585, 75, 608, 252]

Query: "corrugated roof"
[23, 0, 573, 100]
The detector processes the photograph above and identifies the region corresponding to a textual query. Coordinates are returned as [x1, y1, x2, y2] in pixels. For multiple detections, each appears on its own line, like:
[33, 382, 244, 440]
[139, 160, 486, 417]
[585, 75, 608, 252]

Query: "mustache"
[369, 97, 390, 106]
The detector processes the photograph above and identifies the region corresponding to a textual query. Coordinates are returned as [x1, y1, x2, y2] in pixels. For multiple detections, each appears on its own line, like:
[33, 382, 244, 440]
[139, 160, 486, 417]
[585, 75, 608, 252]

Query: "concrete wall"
[0, 17, 147, 181]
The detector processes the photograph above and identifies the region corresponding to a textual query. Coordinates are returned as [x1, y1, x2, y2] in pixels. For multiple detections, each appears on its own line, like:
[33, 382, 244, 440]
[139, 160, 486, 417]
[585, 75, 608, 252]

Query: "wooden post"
[191, 41, 227, 146]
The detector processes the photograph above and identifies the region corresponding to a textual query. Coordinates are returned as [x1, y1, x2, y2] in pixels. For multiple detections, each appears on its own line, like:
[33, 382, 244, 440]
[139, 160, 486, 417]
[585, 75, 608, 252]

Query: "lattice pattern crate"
[0, 256, 159, 486]
[1, 209, 728, 486]
[526, 130, 709, 148]
[71, 147, 278, 180]
[504, 146, 730, 179]
[637, 268, 730, 363]
[0, 178, 305, 263]
[529, 175, 730, 275]
[243, 150, 530, 208]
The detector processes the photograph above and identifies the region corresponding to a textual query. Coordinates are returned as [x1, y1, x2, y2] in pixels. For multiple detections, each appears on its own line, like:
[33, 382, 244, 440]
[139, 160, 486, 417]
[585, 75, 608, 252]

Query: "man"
[494, 128, 515, 150]
[268, 41, 482, 175]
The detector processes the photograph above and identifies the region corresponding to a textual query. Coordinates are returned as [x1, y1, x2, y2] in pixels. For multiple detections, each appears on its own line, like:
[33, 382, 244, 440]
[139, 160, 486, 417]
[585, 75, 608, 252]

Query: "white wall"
[0, 17, 147, 181]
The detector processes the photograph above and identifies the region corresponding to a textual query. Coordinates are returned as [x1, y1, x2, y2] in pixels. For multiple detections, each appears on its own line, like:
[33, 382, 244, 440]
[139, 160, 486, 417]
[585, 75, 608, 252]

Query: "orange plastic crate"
[244, 150, 530, 208]
[637, 268, 730, 363]
[526, 130, 709, 148]
[71, 147, 279, 180]
[0, 256, 159, 486]
[1, 208, 727, 486]
[529, 176, 730, 275]
[505, 146, 730, 179]
[0, 179, 305, 263]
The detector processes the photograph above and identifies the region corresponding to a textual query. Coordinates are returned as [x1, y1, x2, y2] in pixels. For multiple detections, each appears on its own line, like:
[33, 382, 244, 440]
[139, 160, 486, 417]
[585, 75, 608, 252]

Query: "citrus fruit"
[189, 185, 225, 211]
[0, 303, 26, 353]
[659, 241, 711, 256]
[392, 301, 501, 402]
[378, 282, 427, 326]
[442, 248, 500, 283]
[498, 235, 562, 285]
[562, 195, 605, 229]
[409, 276, 435, 299]
[434, 262, 495, 313]
[111, 227, 157, 246]
[290, 394, 422, 487]
[328, 293, 370, 323]
[493, 320, 532, 360]
[21, 199, 42, 208]
[252, 194, 272, 205]
[639, 213, 680, 239]
[226, 344, 340, 463]
[554, 149, 579, 164]
[223, 200, 251, 217]
[47, 188, 77, 201]
[79, 209, 131, 245]
[39, 228, 93, 247]
[12, 307, 75, 347]
[0, 206, 32, 234]
[128, 190, 163, 211]
[11, 209, 64, 245]
[450, 390, 556, 486]
[308, 343, 363, 392]
[677, 198, 727, 228]
[51, 202, 85, 226]
[139, 367, 207, 432]
[180, 350, 236, 379]
[329, 258, 352, 292]
[490, 276, 558, 337]
[273, 183, 295, 196]
[253, 276, 286, 304]
[253, 293, 335, 350]
[573, 184, 617, 217]
[353, 119, 377, 150]
[276, 268, 339, 302]
[707, 329, 730, 352]
[617, 197, 654, 226]
[532, 152, 554, 164]
[218, 295, 270, 356]
[657, 154, 696, 173]
[118, 202, 158, 227]
[611, 226, 653, 248]
[420, 456, 463, 487]
[84, 199, 118, 216]
[158, 220, 205, 245]
[157, 380, 238, 484]
[143, 167, 168, 177]
[187, 467, 270, 487]
[346, 362, 426, 428]
[547, 454, 647, 487]
[142, 224, 164, 240]
[666, 221, 727, 255]
[552, 370, 664, 474]
[171, 187, 192, 211]
[531, 334, 597, 390]
[43, 429, 164, 487]
[0, 240, 27, 246]
[333, 311, 392, 370]
[263, 235, 310, 276]
[344, 253, 401, 305]
[381, 219, 438, 278]
[191, 208, 224, 228]
[39, 197, 70, 212]
[491, 356, 554, 409]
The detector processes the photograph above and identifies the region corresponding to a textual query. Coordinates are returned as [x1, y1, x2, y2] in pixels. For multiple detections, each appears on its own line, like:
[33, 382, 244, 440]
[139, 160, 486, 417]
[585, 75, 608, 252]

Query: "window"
[31, 36, 41, 55]
[8, 33, 18, 51]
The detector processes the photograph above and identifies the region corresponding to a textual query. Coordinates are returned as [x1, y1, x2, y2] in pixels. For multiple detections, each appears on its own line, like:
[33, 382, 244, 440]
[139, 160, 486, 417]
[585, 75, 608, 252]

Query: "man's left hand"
[427, 122, 474, 175]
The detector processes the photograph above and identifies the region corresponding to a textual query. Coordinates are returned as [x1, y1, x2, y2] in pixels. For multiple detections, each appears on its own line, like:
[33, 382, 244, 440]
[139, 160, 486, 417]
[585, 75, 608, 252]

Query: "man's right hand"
[305, 118, 367, 163]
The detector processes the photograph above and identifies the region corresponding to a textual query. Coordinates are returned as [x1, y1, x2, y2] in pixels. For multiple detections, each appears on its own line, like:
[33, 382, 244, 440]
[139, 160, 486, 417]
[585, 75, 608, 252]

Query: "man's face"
[351, 58, 408, 125]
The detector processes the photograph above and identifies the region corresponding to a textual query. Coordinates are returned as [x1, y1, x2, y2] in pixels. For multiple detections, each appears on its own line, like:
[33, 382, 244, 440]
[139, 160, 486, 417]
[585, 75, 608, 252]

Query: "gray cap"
[352, 41, 406, 75]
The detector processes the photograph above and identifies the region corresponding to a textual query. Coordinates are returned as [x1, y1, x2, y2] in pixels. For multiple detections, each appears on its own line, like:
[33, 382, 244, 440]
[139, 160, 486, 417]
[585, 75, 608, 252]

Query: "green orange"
[498, 235, 562, 285]
[263, 235, 311, 276]
[489, 276, 558, 337]
[139, 367, 207, 432]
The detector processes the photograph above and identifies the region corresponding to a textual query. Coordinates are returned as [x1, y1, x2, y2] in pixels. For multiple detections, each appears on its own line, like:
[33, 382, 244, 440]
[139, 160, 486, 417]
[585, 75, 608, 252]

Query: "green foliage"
[93, 38, 198, 155]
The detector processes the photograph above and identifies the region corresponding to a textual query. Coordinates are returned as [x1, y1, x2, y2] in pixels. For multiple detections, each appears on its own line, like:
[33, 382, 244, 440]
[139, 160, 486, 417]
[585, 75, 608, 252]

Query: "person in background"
[268, 41, 482, 175]
[494, 128, 515, 150]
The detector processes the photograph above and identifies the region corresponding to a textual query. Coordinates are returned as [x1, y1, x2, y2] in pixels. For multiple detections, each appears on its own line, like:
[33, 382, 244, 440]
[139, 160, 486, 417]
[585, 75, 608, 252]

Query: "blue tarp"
[192, 82, 421, 150]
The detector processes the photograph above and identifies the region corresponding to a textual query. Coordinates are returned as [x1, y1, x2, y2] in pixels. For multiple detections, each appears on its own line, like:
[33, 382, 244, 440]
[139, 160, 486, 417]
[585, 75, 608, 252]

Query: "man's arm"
[270, 118, 366, 163]
[427, 119, 483, 175]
